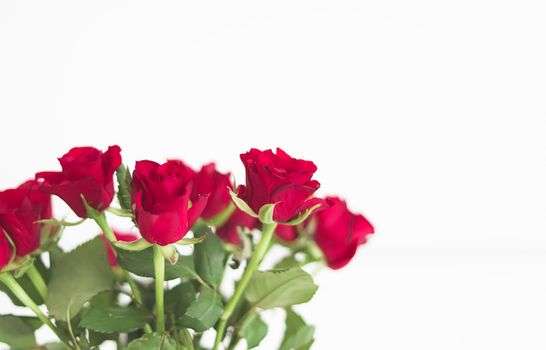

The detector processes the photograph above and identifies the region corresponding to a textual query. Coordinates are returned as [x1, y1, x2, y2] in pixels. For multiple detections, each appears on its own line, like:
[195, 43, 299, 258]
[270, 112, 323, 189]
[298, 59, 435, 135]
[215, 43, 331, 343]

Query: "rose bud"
[216, 209, 256, 245]
[0, 231, 13, 270]
[36, 146, 122, 218]
[131, 160, 208, 246]
[275, 224, 298, 242]
[237, 148, 326, 223]
[191, 163, 233, 220]
[101, 231, 138, 267]
[313, 196, 374, 269]
[0, 180, 53, 257]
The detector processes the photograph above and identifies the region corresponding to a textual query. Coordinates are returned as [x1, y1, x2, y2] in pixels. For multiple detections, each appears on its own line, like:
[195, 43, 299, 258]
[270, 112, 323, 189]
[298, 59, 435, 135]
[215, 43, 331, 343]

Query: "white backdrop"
[1, 1, 546, 349]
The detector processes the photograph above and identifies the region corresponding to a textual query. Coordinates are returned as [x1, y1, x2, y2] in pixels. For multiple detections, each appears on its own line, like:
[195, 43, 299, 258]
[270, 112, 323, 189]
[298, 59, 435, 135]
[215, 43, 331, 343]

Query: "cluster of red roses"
[0, 146, 373, 272]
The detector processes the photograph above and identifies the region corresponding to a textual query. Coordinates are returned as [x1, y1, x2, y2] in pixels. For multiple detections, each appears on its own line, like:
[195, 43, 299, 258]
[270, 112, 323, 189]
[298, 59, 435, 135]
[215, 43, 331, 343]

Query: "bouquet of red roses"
[0, 146, 374, 350]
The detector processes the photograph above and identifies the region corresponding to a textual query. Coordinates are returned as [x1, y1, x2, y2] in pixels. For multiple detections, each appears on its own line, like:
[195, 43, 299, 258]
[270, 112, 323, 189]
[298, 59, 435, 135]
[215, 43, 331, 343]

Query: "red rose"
[36, 146, 122, 218]
[101, 231, 138, 267]
[237, 148, 325, 223]
[132, 160, 208, 246]
[191, 163, 232, 220]
[313, 197, 374, 269]
[216, 209, 256, 245]
[0, 231, 12, 270]
[275, 224, 298, 242]
[0, 180, 52, 257]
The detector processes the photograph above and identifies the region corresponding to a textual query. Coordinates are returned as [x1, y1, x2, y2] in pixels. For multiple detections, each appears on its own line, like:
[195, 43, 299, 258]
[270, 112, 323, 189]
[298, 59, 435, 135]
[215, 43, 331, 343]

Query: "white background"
[1, 1, 546, 349]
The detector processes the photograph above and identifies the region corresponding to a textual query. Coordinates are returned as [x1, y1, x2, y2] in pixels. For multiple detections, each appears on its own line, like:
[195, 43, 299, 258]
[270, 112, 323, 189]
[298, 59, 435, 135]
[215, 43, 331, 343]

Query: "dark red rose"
[0, 231, 12, 270]
[36, 146, 122, 218]
[132, 160, 208, 246]
[313, 197, 374, 269]
[101, 231, 138, 267]
[237, 148, 325, 223]
[216, 209, 256, 245]
[0, 180, 53, 257]
[191, 163, 232, 220]
[275, 224, 298, 242]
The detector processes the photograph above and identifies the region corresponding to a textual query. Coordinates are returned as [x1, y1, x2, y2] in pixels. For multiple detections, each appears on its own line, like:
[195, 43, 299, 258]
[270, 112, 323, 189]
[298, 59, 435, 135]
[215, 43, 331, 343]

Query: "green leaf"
[0, 315, 39, 349]
[126, 333, 177, 350]
[165, 282, 197, 319]
[177, 288, 223, 332]
[245, 268, 318, 309]
[258, 203, 277, 224]
[117, 247, 197, 281]
[193, 226, 227, 289]
[280, 309, 314, 350]
[274, 256, 300, 270]
[228, 189, 258, 218]
[79, 305, 153, 333]
[116, 165, 132, 210]
[240, 313, 268, 349]
[46, 237, 115, 320]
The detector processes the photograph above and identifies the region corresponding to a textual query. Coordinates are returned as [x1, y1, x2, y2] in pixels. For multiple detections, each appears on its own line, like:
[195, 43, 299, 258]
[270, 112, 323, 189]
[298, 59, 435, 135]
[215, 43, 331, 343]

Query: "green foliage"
[177, 288, 224, 332]
[245, 268, 318, 309]
[280, 309, 315, 350]
[240, 313, 268, 349]
[193, 226, 227, 289]
[116, 165, 132, 210]
[165, 282, 197, 319]
[117, 247, 197, 281]
[125, 333, 177, 350]
[79, 305, 153, 333]
[46, 237, 115, 320]
[0, 315, 40, 349]
[0, 257, 48, 306]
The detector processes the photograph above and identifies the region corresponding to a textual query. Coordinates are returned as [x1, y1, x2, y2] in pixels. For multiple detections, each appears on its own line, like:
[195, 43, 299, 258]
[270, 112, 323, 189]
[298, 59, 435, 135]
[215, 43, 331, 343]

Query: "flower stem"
[213, 222, 277, 350]
[153, 245, 165, 333]
[26, 263, 48, 301]
[93, 212, 116, 242]
[0, 272, 72, 350]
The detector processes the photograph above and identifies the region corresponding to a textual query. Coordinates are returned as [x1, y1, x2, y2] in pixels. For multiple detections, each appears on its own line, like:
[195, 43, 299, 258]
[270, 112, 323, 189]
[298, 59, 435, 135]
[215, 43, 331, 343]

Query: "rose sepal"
[258, 203, 278, 224]
[205, 202, 236, 228]
[175, 234, 207, 246]
[282, 202, 323, 226]
[159, 244, 178, 265]
[228, 189, 258, 218]
[113, 238, 152, 251]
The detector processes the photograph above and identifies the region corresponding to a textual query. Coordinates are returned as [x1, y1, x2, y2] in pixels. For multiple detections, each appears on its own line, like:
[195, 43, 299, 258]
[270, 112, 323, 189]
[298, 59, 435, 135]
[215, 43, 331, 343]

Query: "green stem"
[213, 222, 277, 350]
[26, 263, 48, 301]
[153, 245, 165, 333]
[93, 212, 116, 242]
[95, 212, 153, 334]
[0, 272, 72, 350]
[122, 270, 152, 334]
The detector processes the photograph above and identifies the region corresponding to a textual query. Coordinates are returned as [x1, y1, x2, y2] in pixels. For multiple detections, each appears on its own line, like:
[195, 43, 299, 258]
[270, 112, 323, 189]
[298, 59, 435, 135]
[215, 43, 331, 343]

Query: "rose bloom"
[131, 160, 208, 246]
[0, 232, 11, 270]
[191, 163, 232, 220]
[0, 180, 52, 258]
[36, 146, 121, 218]
[275, 224, 298, 242]
[101, 231, 138, 267]
[215, 208, 256, 245]
[313, 196, 374, 269]
[237, 148, 325, 223]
